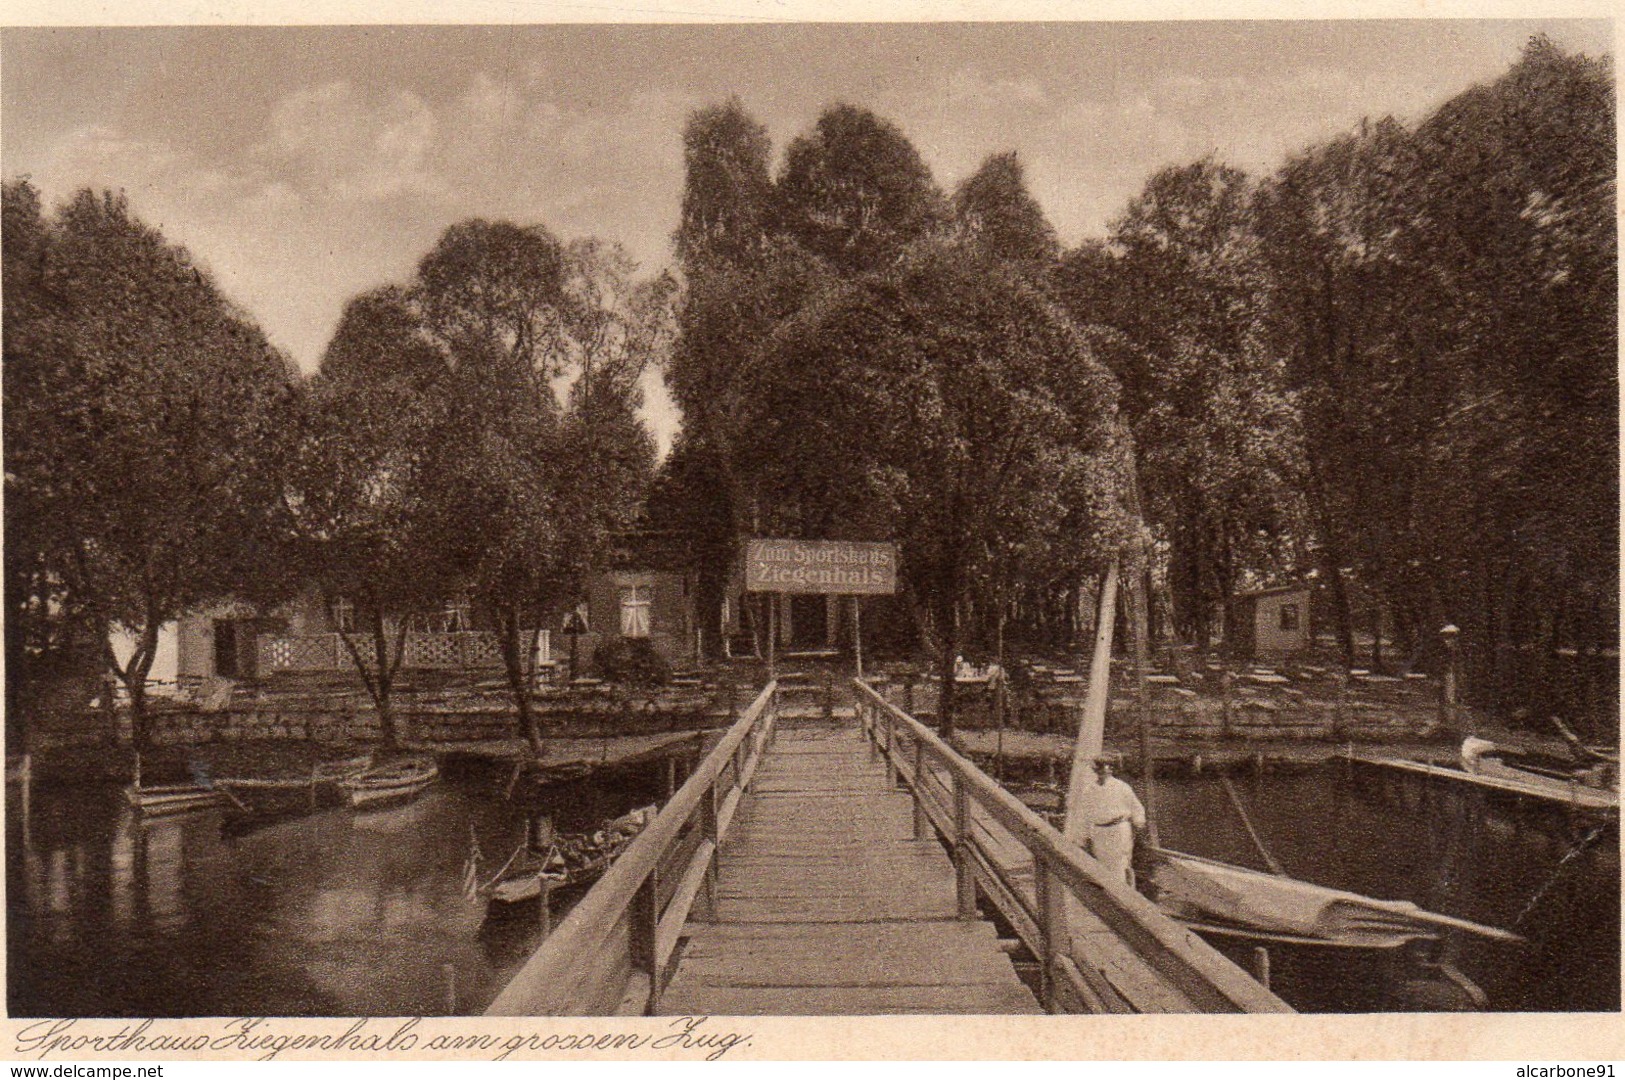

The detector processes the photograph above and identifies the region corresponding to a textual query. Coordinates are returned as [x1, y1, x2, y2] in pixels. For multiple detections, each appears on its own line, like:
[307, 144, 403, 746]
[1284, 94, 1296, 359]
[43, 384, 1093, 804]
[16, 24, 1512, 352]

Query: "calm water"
[7, 764, 663, 1017]
[8, 759, 1618, 1015]
[1148, 766, 1619, 1012]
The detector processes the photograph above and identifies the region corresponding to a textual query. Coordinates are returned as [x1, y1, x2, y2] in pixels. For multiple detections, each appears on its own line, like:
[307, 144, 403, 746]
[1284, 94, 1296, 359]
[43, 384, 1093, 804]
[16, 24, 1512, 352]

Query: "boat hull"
[125, 784, 222, 815]
[339, 757, 440, 808]
[1190, 923, 1486, 1012]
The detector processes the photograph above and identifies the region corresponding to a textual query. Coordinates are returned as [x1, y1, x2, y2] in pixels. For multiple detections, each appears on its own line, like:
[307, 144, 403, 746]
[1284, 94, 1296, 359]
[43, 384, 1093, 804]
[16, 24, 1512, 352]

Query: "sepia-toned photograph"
[1, 11, 1617, 1047]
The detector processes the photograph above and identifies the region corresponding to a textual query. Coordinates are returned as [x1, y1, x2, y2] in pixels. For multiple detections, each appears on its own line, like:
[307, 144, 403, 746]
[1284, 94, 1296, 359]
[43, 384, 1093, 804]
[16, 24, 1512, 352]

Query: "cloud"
[252, 80, 442, 204]
[941, 70, 1049, 111]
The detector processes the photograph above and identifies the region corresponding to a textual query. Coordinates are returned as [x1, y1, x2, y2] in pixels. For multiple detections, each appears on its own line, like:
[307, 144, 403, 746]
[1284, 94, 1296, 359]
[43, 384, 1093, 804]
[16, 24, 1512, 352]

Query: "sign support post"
[742, 539, 897, 687]
[852, 596, 864, 679]
[767, 594, 777, 680]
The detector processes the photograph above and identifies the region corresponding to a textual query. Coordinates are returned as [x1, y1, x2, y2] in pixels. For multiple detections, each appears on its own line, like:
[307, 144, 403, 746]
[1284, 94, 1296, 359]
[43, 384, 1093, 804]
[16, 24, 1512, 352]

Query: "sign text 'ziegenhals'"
[744, 540, 897, 595]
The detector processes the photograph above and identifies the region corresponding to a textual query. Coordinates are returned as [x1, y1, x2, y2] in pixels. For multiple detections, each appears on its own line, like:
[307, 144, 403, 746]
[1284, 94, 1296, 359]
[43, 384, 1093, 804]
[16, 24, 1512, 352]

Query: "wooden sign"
[743, 539, 898, 595]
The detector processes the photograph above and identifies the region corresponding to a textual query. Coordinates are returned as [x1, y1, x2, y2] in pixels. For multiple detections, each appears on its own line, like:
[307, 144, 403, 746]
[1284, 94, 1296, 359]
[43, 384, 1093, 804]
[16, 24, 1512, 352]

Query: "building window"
[620, 585, 651, 638]
[331, 598, 355, 633]
[1279, 603, 1300, 632]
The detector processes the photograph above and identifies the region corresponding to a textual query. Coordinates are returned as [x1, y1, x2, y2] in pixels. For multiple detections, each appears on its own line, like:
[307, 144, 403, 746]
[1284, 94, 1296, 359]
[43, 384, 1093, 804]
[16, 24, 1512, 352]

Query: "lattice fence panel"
[459, 632, 504, 668]
[259, 634, 343, 672]
[406, 633, 460, 669]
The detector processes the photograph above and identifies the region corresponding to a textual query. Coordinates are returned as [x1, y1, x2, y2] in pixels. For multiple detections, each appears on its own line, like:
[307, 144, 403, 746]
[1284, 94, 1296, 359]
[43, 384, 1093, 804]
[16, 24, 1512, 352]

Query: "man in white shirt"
[1088, 755, 1147, 887]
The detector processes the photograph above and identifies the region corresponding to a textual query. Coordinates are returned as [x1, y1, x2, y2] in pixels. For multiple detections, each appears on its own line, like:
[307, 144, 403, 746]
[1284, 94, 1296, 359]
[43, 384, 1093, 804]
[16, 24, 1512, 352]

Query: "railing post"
[883, 712, 896, 786]
[912, 738, 929, 839]
[536, 879, 554, 939]
[632, 868, 661, 1015]
[1034, 858, 1058, 1011]
[696, 786, 720, 921]
[952, 771, 976, 920]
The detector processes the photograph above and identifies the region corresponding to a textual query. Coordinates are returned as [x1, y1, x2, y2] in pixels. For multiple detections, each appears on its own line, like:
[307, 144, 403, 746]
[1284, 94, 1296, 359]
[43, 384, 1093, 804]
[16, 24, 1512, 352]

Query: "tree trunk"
[371, 609, 399, 752]
[1129, 559, 1158, 847]
[334, 603, 405, 753]
[107, 615, 160, 754]
[1320, 553, 1356, 667]
[500, 604, 545, 756]
[936, 589, 961, 741]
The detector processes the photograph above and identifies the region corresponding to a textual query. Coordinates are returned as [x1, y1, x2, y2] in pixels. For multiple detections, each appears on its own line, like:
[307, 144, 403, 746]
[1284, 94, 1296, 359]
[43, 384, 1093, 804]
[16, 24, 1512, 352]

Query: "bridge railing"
[485, 680, 779, 1017]
[852, 678, 1290, 1014]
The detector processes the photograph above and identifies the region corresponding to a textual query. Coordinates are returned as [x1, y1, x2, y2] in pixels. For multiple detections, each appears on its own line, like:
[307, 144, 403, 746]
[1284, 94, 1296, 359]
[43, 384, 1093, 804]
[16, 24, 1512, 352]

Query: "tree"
[772, 103, 946, 276]
[674, 98, 774, 272]
[1253, 117, 1422, 665]
[753, 243, 1132, 734]
[292, 286, 462, 750]
[669, 99, 839, 646]
[414, 221, 659, 753]
[953, 151, 1060, 275]
[1250, 36, 1616, 709]
[3, 188, 296, 750]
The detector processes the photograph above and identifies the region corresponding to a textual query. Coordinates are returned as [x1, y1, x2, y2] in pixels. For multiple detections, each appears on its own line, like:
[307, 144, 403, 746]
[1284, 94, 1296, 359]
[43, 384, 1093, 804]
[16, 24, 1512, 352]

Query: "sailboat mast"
[1063, 558, 1118, 848]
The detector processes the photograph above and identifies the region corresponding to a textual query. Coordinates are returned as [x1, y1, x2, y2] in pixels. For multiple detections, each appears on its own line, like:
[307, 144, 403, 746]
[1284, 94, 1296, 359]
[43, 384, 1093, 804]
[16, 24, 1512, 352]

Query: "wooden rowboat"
[217, 753, 375, 822]
[338, 755, 439, 808]
[488, 805, 656, 907]
[125, 781, 224, 816]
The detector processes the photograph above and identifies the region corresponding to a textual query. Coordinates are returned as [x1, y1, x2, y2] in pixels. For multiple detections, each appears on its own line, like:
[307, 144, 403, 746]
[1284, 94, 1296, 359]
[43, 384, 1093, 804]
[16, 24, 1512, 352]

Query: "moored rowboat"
[125, 782, 224, 815]
[487, 805, 656, 906]
[217, 752, 375, 821]
[338, 756, 439, 808]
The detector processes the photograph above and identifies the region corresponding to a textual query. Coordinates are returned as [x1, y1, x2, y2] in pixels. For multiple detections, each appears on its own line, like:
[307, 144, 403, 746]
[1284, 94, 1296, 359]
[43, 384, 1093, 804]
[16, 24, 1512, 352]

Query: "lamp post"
[1439, 623, 1460, 730]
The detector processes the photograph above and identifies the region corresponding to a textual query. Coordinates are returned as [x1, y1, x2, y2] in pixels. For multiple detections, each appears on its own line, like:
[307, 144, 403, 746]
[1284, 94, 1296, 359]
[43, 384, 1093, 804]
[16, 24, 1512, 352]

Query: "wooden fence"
[484, 681, 778, 1017]
[851, 679, 1289, 1014]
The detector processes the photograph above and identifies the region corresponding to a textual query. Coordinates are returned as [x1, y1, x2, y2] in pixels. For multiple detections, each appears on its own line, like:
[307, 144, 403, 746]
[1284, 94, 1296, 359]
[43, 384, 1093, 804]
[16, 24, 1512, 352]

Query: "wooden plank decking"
[658, 717, 1043, 1015]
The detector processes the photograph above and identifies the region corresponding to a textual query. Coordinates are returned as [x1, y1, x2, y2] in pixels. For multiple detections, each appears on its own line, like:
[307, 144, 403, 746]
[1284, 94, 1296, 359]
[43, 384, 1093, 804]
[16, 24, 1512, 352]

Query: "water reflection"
[8, 765, 663, 1017]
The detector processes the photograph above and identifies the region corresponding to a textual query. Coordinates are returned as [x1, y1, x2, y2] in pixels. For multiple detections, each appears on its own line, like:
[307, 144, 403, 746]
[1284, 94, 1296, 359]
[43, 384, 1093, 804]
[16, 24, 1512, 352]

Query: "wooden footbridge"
[486, 677, 1289, 1017]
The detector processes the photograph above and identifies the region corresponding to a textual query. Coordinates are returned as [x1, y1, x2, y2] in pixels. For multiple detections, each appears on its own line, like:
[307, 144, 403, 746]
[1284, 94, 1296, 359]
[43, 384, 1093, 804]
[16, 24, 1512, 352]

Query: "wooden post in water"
[537, 879, 554, 937]
[664, 753, 677, 799]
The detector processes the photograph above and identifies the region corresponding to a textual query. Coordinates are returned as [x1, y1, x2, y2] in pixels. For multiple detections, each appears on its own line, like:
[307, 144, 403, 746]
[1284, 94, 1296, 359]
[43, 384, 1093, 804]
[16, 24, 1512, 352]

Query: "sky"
[2, 18, 1613, 453]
